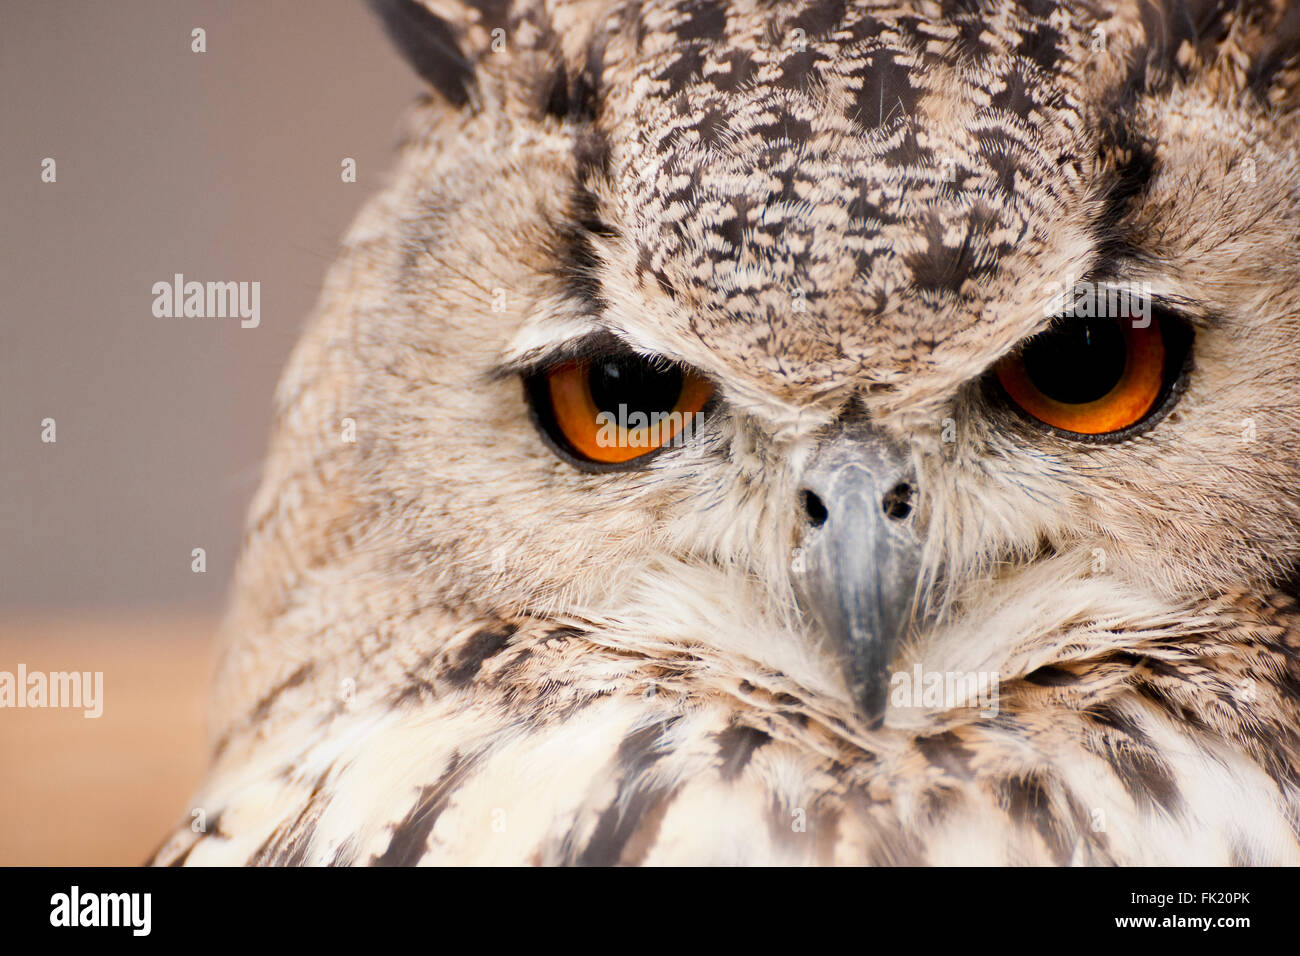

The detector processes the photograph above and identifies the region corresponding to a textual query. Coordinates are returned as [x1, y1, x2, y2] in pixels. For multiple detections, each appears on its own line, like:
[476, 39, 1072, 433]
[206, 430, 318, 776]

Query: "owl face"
[311, 0, 1300, 733]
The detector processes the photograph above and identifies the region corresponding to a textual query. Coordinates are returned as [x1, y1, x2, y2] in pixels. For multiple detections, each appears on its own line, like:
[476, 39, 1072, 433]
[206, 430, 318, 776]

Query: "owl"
[151, 0, 1300, 866]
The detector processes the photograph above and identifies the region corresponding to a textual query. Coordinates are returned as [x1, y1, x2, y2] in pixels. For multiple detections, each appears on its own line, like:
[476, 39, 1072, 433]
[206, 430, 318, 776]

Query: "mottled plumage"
[153, 0, 1300, 865]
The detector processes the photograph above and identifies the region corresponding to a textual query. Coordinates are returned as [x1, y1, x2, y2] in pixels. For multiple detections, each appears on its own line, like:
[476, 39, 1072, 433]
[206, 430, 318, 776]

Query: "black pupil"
[1022, 318, 1126, 404]
[588, 357, 684, 418]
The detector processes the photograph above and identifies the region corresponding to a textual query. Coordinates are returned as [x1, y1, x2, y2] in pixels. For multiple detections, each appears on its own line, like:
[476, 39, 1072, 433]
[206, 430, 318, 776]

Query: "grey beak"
[794, 423, 923, 728]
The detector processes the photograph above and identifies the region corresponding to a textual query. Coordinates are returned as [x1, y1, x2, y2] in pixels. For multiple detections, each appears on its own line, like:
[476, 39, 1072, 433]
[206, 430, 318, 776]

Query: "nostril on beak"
[881, 482, 913, 521]
[802, 489, 828, 527]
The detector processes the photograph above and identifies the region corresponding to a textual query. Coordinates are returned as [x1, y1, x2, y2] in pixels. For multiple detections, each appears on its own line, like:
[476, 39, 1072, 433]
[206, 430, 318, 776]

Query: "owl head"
[216, 0, 1300, 740]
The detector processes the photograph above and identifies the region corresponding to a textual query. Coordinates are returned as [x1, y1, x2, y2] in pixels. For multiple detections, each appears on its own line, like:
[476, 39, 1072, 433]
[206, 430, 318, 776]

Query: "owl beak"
[795, 425, 923, 729]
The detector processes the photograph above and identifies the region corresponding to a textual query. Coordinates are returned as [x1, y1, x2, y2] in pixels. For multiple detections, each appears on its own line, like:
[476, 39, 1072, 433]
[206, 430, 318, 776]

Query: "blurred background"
[0, 0, 420, 864]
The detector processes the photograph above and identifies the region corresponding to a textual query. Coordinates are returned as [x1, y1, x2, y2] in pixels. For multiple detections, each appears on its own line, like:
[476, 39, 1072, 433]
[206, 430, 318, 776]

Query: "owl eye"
[993, 313, 1190, 437]
[526, 351, 714, 467]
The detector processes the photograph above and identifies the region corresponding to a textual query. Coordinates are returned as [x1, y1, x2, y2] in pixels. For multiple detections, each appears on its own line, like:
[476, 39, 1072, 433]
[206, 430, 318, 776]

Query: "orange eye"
[994, 316, 1173, 435]
[529, 352, 713, 466]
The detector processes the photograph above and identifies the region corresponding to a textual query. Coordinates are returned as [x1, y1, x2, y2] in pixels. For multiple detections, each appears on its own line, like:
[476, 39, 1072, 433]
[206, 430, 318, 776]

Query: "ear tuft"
[368, 0, 477, 108]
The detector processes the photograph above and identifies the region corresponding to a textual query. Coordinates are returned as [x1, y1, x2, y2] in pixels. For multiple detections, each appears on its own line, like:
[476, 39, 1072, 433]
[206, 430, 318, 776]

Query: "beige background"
[0, 1, 422, 864]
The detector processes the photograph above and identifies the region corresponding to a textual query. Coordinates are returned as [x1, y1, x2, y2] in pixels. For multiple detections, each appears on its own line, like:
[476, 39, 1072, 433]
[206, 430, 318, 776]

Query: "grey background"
[1, 1, 420, 608]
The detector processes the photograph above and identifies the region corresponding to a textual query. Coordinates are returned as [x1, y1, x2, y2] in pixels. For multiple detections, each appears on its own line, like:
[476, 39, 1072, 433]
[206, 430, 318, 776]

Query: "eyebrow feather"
[486, 330, 632, 381]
